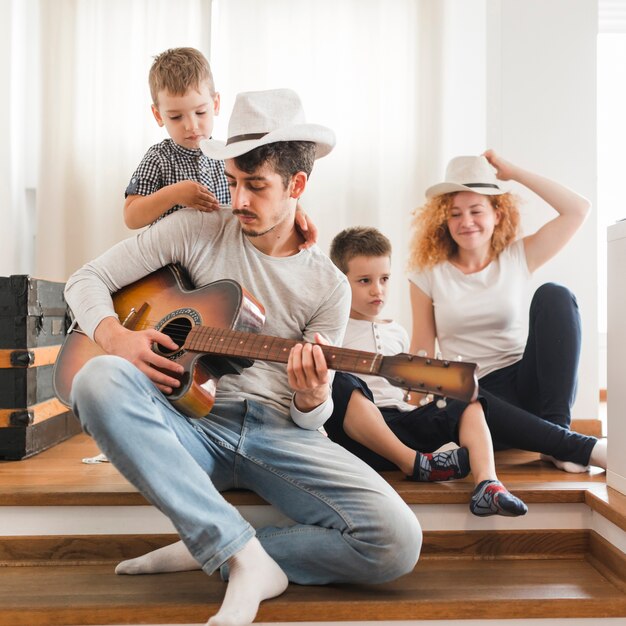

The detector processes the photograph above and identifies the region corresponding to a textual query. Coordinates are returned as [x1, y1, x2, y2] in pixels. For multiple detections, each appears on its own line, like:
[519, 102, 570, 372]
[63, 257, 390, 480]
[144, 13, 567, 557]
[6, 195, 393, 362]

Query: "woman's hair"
[407, 192, 520, 271]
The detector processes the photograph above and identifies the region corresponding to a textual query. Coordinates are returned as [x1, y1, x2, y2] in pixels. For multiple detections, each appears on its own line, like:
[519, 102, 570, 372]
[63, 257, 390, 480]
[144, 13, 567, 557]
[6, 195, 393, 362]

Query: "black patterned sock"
[470, 479, 528, 517]
[408, 447, 471, 482]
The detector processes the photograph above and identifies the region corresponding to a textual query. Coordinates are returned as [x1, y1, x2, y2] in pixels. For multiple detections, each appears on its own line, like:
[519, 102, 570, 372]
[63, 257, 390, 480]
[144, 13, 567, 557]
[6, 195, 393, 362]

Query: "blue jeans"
[71, 355, 421, 585]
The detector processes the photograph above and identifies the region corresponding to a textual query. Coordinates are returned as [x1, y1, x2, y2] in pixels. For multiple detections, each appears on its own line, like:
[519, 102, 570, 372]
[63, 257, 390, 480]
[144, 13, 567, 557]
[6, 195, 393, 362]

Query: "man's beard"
[242, 224, 277, 238]
[236, 206, 291, 239]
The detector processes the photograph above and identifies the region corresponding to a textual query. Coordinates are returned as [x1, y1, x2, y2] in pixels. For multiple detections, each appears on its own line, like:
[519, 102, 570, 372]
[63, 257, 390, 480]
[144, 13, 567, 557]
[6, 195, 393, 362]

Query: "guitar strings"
[93, 318, 465, 395]
[111, 318, 433, 360]
[114, 318, 384, 359]
[119, 319, 294, 350]
[107, 317, 449, 375]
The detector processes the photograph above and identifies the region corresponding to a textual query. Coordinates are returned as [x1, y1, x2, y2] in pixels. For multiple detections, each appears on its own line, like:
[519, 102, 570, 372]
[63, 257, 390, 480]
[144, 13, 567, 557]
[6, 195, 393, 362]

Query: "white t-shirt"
[341, 318, 415, 412]
[408, 239, 531, 378]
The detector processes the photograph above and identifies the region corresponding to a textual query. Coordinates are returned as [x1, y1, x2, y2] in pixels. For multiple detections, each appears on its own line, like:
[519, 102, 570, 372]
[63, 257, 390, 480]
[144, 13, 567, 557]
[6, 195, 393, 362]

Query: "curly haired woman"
[408, 150, 606, 473]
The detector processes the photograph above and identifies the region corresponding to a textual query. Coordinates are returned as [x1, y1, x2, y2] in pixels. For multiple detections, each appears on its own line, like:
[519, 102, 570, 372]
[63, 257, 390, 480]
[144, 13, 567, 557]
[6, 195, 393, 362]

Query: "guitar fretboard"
[186, 326, 384, 376]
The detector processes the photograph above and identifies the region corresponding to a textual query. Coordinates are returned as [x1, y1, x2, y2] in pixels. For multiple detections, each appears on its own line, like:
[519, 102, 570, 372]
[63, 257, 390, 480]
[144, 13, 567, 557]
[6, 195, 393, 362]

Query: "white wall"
[607, 221, 626, 495]
[486, 0, 598, 421]
[391, 0, 490, 334]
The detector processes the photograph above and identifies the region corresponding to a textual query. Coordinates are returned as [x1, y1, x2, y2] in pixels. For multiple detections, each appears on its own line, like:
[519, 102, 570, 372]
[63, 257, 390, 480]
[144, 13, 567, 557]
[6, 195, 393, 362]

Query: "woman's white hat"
[425, 155, 508, 199]
[201, 88, 335, 161]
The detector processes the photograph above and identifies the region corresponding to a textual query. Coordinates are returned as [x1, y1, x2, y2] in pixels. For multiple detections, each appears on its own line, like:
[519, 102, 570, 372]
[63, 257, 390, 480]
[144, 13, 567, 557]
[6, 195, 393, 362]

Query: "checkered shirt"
[125, 138, 231, 223]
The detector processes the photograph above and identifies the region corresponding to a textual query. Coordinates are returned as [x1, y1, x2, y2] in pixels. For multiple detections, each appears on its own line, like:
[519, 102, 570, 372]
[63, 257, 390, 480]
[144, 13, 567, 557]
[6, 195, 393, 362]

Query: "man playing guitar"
[64, 89, 422, 626]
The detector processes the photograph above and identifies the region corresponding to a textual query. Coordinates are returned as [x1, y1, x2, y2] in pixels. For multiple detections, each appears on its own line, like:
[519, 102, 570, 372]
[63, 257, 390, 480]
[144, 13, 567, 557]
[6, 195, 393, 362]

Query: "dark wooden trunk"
[0, 365, 55, 407]
[0, 275, 68, 348]
[0, 410, 82, 460]
[0, 275, 80, 460]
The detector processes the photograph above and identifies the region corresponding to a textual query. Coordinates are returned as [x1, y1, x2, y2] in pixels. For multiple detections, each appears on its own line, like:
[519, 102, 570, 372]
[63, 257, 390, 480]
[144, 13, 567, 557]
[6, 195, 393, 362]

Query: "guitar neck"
[185, 326, 383, 376]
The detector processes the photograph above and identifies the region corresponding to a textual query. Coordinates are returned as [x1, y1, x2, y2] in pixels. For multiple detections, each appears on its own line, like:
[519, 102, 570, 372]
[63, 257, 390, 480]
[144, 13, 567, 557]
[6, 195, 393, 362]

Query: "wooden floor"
[1, 433, 625, 624]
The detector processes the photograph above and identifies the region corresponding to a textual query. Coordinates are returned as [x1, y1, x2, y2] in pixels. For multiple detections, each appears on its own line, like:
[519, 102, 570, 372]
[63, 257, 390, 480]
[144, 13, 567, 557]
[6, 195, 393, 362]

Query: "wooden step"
[571, 417, 603, 437]
[2, 560, 623, 625]
[0, 530, 624, 625]
[0, 433, 609, 507]
[1, 433, 622, 541]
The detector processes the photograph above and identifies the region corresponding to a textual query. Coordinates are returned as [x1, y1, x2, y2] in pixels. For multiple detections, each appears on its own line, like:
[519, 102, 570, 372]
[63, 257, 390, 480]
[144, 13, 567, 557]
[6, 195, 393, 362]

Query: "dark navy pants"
[480, 282, 581, 430]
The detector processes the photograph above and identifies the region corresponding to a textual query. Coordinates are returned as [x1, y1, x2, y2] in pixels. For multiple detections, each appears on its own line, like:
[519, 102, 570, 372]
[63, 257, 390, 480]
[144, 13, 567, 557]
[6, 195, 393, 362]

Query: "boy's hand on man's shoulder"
[170, 180, 220, 212]
[295, 204, 319, 250]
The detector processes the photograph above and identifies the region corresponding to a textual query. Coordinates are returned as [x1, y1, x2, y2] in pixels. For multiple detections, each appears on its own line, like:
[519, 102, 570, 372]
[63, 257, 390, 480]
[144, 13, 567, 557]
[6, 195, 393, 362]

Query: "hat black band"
[226, 132, 268, 146]
[464, 183, 500, 189]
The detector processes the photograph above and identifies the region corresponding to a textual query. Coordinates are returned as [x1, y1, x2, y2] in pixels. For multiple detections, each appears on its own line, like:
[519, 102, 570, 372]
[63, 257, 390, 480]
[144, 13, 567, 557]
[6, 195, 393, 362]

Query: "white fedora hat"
[425, 155, 508, 199]
[200, 88, 335, 161]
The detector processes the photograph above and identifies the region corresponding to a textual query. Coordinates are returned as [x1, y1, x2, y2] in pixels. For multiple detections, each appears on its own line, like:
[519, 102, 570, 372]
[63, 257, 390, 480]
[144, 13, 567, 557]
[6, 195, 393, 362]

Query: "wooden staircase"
[0, 433, 625, 625]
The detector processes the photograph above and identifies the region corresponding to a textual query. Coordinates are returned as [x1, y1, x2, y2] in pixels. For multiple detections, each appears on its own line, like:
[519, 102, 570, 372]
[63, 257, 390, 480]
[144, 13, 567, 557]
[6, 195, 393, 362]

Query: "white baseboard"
[2, 500, 623, 558]
[607, 468, 626, 496]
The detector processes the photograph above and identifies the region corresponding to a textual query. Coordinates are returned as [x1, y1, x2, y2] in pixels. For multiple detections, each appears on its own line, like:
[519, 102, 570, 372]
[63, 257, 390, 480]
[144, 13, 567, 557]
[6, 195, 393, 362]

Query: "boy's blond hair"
[149, 47, 216, 106]
[330, 227, 392, 274]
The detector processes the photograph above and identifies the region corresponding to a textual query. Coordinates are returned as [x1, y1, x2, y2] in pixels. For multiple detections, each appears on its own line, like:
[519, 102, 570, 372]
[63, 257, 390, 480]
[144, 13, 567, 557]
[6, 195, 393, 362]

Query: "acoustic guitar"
[54, 265, 478, 419]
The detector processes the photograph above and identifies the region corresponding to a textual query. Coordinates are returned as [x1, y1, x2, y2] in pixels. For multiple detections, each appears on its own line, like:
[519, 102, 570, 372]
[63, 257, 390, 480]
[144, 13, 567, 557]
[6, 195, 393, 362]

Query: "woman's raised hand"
[483, 149, 516, 182]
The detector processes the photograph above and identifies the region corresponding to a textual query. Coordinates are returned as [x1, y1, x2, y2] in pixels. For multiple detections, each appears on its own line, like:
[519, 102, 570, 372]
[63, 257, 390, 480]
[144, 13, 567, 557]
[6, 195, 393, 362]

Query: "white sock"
[589, 438, 608, 469]
[207, 537, 288, 626]
[540, 453, 589, 474]
[115, 539, 200, 575]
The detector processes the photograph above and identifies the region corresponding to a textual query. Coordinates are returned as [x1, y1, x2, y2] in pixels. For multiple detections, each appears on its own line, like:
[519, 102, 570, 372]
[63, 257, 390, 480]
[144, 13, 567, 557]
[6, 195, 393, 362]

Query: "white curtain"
[1, 0, 488, 328]
[35, 0, 213, 281]
[0, 0, 39, 277]
[210, 0, 486, 326]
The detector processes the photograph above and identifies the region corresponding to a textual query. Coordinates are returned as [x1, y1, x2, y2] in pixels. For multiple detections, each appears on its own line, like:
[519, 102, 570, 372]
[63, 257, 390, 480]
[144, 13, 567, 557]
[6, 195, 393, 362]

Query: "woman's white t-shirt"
[408, 239, 531, 378]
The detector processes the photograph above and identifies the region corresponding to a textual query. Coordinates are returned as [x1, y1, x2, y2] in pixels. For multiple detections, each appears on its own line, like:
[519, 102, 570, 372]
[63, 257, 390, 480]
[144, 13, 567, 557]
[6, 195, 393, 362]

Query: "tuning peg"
[403, 390, 411, 402]
[419, 394, 433, 406]
[436, 397, 447, 409]
[456, 355, 463, 361]
[436, 352, 442, 360]
[417, 349, 427, 357]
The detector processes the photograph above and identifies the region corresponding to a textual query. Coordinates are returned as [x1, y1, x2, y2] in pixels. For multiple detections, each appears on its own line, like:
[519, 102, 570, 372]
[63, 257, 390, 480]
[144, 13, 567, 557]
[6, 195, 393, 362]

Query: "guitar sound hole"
[155, 317, 193, 356]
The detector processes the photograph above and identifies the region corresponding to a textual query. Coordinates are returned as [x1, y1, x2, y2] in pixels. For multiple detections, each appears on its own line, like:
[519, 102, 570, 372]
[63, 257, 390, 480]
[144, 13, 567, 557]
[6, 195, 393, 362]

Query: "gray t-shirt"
[64, 208, 351, 416]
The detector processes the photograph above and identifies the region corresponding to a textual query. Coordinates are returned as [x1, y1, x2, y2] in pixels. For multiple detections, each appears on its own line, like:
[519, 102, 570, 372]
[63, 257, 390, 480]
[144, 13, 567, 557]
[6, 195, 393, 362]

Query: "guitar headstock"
[378, 353, 478, 403]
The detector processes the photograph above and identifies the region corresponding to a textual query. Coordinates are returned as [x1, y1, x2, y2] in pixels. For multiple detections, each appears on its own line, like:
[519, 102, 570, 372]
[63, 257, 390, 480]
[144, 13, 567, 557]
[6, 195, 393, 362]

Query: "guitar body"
[53, 265, 266, 418]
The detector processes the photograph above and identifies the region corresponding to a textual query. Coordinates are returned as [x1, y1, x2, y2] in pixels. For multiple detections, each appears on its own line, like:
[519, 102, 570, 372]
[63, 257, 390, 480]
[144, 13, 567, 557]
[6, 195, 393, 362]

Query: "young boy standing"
[124, 47, 317, 248]
[124, 47, 228, 229]
[328, 226, 528, 518]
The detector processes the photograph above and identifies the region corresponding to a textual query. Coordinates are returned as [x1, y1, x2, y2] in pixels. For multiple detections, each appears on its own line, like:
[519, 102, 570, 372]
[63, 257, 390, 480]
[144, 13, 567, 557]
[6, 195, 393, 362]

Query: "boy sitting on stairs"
[325, 226, 527, 517]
